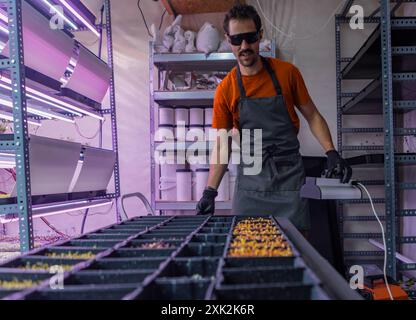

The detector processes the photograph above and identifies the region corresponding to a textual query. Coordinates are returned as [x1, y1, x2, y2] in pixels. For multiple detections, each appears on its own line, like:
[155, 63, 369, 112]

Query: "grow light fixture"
[0, 82, 82, 117]
[42, 0, 78, 30]
[0, 77, 104, 120]
[0, 10, 8, 24]
[0, 96, 76, 123]
[0, 199, 113, 223]
[0, 23, 8, 35]
[58, 0, 100, 37]
[0, 109, 42, 127]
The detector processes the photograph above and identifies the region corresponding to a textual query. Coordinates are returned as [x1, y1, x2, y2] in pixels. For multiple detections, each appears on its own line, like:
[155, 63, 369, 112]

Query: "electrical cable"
[137, 0, 153, 37]
[255, 0, 345, 40]
[74, 118, 106, 140]
[355, 182, 394, 300]
[80, 201, 114, 234]
[40, 217, 69, 238]
[80, 208, 89, 234]
[159, 8, 167, 30]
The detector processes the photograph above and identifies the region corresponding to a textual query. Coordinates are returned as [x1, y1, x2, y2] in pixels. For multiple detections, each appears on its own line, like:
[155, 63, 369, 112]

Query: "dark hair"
[223, 4, 262, 35]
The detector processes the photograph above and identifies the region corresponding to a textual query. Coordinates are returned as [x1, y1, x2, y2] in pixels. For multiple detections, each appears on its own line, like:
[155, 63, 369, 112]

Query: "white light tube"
[0, 200, 113, 223]
[0, 82, 82, 116]
[0, 77, 103, 120]
[0, 23, 8, 35]
[0, 97, 77, 123]
[0, 110, 42, 126]
[0, 10, 8, 23]
[59, 0, 100, 37]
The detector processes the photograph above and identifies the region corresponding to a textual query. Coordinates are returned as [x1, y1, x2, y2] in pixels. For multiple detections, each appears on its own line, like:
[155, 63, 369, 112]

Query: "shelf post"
[8, 0, 34, 252]
[380, 0, 397, 279]
[104, 0, 122, 222]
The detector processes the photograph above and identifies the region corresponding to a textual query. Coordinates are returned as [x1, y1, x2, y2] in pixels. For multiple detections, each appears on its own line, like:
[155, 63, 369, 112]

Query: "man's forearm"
[206, 133, 232, 189]
[308, 112, 335, 153]
[207, 163, 228, 189]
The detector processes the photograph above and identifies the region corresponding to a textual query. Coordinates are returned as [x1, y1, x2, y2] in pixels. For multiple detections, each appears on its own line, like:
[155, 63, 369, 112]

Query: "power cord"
[354, 182, 394, 300]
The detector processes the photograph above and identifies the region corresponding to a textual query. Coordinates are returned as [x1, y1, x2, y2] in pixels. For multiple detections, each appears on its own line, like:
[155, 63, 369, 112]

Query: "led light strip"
[0, 200, 113, 223]
[0, 110, 41, 127]
[59, 0, 100, 37]
[42, 0, 78, 30]
[0, 10, 8, 23]
[0, 82, 82, 116]
[0, 77, 103, 120]
[0, 23, 8, 35]
[0, 96, 77, 123]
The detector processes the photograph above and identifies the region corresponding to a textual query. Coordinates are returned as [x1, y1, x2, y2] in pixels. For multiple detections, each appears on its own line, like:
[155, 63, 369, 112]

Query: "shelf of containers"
[149, 40, 276, 213]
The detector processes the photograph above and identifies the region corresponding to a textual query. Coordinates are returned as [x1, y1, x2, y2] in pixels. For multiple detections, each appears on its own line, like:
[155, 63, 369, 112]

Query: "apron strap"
[235, 56, 283, 98]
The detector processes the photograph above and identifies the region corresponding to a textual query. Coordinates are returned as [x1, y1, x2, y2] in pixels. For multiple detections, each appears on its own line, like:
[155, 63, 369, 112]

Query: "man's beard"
[238, 49, 258, 67]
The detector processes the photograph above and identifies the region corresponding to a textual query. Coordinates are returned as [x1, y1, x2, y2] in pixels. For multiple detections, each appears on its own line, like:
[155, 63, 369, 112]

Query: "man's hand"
[326, 150, 352, 183]
[196, 187, 218, 215]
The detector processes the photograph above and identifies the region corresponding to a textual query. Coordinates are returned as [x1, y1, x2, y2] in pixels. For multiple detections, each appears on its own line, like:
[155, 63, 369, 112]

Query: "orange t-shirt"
[212, 57, 312, 134]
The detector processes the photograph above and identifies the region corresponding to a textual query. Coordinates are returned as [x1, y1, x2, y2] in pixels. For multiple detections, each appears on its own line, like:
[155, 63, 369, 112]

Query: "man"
[196, 4, 351, 231]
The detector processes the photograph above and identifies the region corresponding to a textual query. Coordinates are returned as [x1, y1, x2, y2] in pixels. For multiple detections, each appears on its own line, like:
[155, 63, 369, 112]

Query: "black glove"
[325, 150, 352, 183]
[196, 187, 217, 215]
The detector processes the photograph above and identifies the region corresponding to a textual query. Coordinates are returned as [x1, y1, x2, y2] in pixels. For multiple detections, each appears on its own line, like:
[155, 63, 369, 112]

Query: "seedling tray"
[0, 215, 360, 300]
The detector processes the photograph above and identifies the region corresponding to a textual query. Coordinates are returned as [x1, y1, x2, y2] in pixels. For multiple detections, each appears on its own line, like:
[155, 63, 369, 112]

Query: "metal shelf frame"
[0, 0, 121, 252]
[336, 0, 416, 281]
[149, 38, 276, 213]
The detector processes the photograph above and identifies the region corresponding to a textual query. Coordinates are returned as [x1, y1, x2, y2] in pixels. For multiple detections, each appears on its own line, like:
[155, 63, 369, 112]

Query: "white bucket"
[189, 108, 204, 126]
[194, 168, 210, 201]
[204, 107, 213, 126]
[176, 169, 192, 201]
[155, 124, 175, 141]
[175, 125, 189, 141]
[217, 170, 229, 201]
[159, 106, 174, 126]
[175, 107, 189, 126]
[187, 125, 205, 142]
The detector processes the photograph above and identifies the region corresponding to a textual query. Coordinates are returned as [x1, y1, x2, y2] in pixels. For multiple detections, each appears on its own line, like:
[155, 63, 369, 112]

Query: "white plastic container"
[217, 170, 230, 201]
[159, 150, 184, 201]
[194, 168, 210, 201]
[176, 169, 192, 201]
[175, 107, 189, 126]
[175, 125, 189, 141]
[204, 108, 213, 126]
[187, 125, 205, 142]
[156, 124, 175, 141]
[189, 107, 204, 126]
[159, 106, 174, 126]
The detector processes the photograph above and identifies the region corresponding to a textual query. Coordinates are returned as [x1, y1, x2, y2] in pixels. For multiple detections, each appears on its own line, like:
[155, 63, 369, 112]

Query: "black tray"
[160, 258, 219, 278]
[137, 278, 212, 300]
[65, 269, 151, 285]
[86, 258, 165, 270]
[221, 267, 305, 284]
[177, 244, 225, 257]
[215, 282, 313, 300]
[108, 248, 176, 258]
[27, 284, 139, 300]
[191, 234, 228, 243]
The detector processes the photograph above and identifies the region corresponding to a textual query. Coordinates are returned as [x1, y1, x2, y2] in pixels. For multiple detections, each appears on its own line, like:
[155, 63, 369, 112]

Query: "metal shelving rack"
[336, 0, 416, 288]
[149, 41, 276, 213]
[0, 0, 121, 252]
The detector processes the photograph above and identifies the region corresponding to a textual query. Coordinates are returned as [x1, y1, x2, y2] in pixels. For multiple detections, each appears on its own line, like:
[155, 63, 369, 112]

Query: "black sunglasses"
[228, 31, 260, 46]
